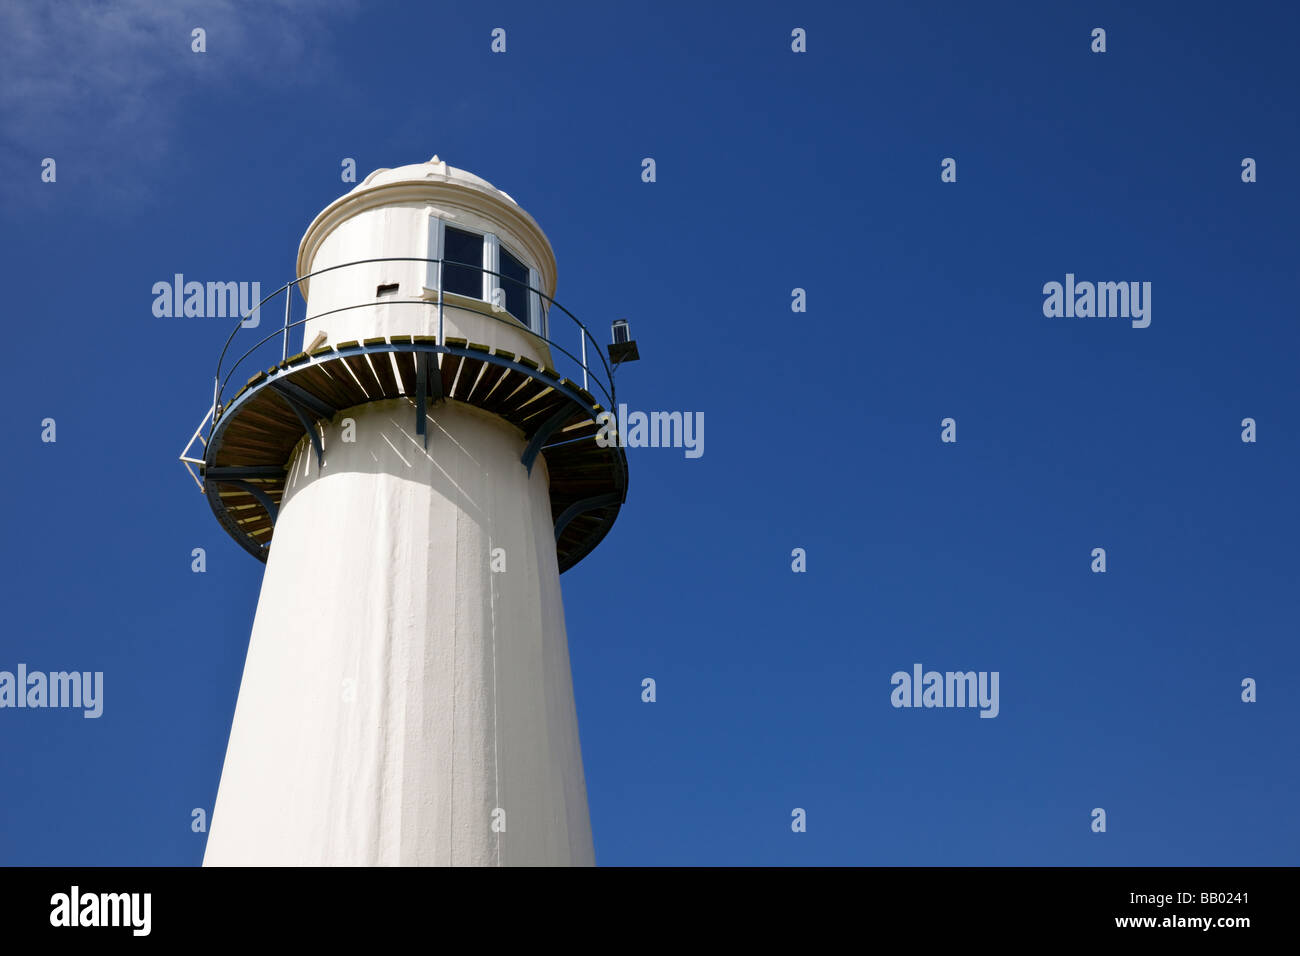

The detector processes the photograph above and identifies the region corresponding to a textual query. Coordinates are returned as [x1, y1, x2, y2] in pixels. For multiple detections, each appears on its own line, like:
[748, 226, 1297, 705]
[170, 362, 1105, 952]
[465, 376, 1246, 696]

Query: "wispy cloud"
[0, 0, 357, 206]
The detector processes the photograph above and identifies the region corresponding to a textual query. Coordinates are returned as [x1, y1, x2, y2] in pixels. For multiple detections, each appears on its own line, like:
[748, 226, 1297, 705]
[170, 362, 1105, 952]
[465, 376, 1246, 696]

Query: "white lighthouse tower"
[185, 158, 629, 866]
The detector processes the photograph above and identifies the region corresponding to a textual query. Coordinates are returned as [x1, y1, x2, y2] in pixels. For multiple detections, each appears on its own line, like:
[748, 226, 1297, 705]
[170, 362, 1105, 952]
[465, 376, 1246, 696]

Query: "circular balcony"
[179, 258, 629, 573]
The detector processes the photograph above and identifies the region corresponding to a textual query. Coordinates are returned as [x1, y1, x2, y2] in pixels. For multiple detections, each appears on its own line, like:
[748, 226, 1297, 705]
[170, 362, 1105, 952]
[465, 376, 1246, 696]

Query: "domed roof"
[351, 156, 519, 206]
[296, 155, 557, 302]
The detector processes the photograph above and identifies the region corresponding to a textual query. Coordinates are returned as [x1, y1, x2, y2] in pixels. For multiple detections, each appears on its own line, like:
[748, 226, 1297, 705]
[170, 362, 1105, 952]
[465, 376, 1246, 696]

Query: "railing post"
[437, 259, 445, 343]
[580, 328, 589, 392]
[281, 285, 292, 361]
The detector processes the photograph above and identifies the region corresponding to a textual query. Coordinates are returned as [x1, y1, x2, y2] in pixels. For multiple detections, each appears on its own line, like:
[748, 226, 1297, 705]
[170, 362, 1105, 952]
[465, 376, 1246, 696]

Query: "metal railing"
[209, 257, 618, 426]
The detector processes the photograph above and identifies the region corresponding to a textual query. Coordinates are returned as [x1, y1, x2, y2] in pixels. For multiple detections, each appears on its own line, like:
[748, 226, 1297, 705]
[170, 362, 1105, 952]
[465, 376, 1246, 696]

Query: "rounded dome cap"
[352, 155, 519, 206]
[296, 155, 556, 305]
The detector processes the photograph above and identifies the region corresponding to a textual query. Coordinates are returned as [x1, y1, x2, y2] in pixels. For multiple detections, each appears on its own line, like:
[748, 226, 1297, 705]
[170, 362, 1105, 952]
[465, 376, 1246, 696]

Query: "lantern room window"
[427, 216, 544, 336]
[499, 246, 530, 326]
[442, 226, 484, 300]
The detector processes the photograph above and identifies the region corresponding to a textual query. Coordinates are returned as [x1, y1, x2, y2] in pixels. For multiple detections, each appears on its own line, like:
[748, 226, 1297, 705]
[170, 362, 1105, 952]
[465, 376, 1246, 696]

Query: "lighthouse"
[185, 158, 628, 866]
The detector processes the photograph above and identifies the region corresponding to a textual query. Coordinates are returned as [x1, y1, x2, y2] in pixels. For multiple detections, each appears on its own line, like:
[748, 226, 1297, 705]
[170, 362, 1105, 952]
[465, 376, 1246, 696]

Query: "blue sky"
[1, 0, 1296, 865]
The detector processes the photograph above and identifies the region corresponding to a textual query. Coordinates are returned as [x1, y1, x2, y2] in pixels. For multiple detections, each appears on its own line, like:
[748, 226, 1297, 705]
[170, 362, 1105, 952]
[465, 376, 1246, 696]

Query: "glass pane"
[499, 246, 531, 326]
[442, 226, 483, 298]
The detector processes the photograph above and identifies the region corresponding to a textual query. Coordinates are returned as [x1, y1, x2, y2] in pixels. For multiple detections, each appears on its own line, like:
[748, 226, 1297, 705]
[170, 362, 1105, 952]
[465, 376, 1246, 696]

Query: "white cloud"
[0, 0, 357, 204]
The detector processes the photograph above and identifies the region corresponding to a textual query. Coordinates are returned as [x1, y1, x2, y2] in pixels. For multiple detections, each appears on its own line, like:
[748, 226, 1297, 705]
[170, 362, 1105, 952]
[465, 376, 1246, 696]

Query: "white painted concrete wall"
[204, 399, 594, 866]
[206, 164, 593, 866]
[299, 198, 553, 370]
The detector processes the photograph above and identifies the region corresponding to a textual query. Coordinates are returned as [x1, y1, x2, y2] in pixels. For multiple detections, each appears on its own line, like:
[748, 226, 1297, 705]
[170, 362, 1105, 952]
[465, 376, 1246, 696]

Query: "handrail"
[210, 257, 617, 427]
[217, 299, 601, 404]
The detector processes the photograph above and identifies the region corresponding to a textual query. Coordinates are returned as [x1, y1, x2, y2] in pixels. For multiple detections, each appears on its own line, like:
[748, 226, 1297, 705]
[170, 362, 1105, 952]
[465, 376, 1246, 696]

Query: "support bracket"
[521, 405, 578, 476]
[270, 378, 336, 420]
[428, 351, 444, 401]
[270, 383, 325, 467]
[554, 492, 621, 541]
[415, 351, 429, 448]
[205, 465, 286, 480]
[223, 479, 279, 528]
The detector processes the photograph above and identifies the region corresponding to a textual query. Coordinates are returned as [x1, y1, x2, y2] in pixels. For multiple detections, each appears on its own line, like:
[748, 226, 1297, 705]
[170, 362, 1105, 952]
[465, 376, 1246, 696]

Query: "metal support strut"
[554, 493, 622, 541]
[224, 480, 279, 528]
[521, 405, 578, 476]
[270, 382, 327, 467]
[415, 351, 428, 448]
